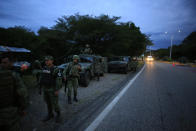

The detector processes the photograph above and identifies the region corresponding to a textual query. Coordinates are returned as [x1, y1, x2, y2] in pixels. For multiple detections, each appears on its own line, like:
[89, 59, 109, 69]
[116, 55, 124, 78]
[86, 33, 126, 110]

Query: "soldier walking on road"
[40, 56, 62, 122]
[63, 55, 81, 104]
[0, 54, 28, 131]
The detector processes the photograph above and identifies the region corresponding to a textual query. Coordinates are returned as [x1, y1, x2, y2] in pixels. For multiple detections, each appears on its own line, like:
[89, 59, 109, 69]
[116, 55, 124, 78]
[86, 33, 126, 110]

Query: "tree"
[153, 31, 196, 62]
[53, 14, 149, 56]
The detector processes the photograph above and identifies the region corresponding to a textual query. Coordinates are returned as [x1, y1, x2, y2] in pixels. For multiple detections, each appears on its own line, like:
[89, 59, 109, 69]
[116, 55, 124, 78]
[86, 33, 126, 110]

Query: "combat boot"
[74, 94, 78, 102]
[55, 110, 61, 123]
[56, 110, 61, 117]
[42, 113, 54, 122]
[68, 96, 72, 104]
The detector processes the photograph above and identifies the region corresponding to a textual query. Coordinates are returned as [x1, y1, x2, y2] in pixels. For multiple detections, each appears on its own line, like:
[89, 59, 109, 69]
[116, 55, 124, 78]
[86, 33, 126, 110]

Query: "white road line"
[84, 64, 146, 131]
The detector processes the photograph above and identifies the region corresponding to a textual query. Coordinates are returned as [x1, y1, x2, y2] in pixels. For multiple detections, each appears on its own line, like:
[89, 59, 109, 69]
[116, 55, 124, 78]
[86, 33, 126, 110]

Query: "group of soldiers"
[0, 53, 82, 131]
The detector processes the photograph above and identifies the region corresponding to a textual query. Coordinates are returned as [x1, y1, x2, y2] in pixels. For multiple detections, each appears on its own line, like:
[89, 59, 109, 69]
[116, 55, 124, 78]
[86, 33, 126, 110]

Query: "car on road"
[108, 56, 132, 74]
[146, 56, 154, 61]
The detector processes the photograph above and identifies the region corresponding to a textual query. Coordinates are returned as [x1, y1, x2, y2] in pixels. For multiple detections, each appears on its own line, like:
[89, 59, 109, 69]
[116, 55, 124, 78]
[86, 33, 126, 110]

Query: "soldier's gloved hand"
[21, 64, 28, 71]
[19, 110, 27, 117]
[42, 70, 50, 73]
[55, 91, 59, 96]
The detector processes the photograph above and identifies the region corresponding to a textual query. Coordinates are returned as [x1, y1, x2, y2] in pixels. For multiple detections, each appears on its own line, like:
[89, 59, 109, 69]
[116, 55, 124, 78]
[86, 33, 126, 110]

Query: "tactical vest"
[0, 70, 15, 109]
[66, 63, 80, 78]
[40, 66, 56, 86]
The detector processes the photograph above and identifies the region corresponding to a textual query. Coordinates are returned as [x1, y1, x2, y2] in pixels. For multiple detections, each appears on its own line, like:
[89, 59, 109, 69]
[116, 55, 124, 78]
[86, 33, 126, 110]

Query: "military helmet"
[73, 55, 80, 60]
[34, 60, 40, 63]
[44, 56, 54, 61]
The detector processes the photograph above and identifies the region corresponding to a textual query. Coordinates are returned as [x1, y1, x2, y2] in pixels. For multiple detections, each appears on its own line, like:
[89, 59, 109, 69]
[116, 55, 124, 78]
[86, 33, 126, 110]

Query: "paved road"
[93, 62, 196, 131]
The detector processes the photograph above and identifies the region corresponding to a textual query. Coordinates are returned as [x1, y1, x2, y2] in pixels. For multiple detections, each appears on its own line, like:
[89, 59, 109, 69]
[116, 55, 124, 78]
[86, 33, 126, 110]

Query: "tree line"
[0, 14, 152, 64]
[153, 31, 196, 62]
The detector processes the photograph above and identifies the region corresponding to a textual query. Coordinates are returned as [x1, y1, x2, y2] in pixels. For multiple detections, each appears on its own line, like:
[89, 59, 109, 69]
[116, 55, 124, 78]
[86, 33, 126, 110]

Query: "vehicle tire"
[108, 68, 111, 73]
[123, 67, 128, 74]
[83, 71, 91, 87]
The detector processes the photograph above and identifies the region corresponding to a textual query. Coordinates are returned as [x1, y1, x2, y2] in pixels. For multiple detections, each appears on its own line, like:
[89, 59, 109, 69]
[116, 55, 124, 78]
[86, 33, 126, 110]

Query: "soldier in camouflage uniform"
[81, 44, 93, 54]
[39, 56, 62, 122]
[0, 54, 28, 131]
[131, 57, 138, 71]
[32, 60, 42, 83]
[95, 59, 101, 81]
[63, 55, 81, 104]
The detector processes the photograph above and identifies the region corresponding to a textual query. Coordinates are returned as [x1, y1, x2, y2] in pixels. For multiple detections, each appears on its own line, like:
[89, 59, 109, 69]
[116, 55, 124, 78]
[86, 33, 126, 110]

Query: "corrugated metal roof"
[0, 45, 31, 53]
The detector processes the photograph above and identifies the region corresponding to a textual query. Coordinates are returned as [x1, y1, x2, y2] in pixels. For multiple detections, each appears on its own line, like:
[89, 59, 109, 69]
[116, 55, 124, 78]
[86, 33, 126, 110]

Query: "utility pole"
[165, 29, 181, 60]
[150, 46, 151, 56]
[170, 36, 173, 59]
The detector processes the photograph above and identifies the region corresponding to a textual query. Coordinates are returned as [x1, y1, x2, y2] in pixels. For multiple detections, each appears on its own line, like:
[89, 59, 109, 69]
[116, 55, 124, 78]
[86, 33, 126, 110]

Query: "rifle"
[37, 82, 42, 95]
[64, 79, 68, 93]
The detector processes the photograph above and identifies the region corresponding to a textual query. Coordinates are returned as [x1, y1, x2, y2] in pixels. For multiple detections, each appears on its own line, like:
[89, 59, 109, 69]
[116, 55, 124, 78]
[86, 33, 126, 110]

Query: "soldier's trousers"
[0, 107, 21, 131]
[66, 78, 79, 97]
[43, 89, 60, 115]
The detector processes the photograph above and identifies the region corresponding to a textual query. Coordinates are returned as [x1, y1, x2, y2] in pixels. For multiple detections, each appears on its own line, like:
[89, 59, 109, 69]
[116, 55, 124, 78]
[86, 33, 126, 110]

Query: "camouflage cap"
[73, 55, 80, 60]
[45, 56, 54, 61]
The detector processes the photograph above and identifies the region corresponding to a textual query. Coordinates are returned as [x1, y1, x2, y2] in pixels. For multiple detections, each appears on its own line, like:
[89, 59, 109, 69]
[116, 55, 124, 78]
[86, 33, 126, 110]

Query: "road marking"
[84, 64, 146, 131]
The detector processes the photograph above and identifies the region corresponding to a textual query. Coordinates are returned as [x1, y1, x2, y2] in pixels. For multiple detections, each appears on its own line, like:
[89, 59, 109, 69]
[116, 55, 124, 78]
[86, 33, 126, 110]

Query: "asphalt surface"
[21, 72, 133, 131]
[93, 62, 196, 131]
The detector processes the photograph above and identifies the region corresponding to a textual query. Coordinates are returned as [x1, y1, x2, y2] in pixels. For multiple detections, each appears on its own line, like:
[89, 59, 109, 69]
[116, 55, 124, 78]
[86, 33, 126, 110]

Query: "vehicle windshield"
[123, 57, 129, 62]
[80, 56, 93, 63]
[109, 57, 126, 62]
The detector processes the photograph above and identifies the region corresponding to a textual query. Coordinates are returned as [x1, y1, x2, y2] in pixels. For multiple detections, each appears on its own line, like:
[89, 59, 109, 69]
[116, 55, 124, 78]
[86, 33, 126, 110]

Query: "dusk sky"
[0, 0, 196, 49]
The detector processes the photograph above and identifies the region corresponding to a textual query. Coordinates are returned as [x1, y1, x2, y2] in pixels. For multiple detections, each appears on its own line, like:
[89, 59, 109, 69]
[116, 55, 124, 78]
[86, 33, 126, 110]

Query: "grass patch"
[112, 77, 120, 81]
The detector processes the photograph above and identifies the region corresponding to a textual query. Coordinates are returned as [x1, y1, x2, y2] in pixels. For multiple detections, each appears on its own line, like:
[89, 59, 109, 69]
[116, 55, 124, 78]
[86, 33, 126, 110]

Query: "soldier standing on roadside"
[0, 54, 28, 131]
[95, 58, 101, 81]
[63, 55, 81, 104]
[40, 56, 62, 122]
[32, 60, 42, 83]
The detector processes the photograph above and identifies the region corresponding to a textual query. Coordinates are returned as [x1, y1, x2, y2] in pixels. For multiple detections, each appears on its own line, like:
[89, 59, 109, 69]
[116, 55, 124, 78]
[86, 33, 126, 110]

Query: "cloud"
[0, 12, 25, 20]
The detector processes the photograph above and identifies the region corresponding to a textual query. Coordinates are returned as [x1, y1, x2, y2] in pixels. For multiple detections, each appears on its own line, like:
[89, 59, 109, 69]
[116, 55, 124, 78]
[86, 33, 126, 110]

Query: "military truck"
[63, 54, 105, 87]
[108, 56, 132, 74]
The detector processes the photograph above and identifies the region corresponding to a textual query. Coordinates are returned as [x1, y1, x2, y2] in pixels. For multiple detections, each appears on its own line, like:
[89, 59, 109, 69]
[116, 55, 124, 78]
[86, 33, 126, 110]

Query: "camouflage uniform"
[32, 60, 42, 83]
[63, 55, 81, 104]
[81, 44, 93, 54]
[95, 61, 101, 81]
[0, 67, 28, 131]
[131, 59, 138, 71]
[39, 56, 62, 120]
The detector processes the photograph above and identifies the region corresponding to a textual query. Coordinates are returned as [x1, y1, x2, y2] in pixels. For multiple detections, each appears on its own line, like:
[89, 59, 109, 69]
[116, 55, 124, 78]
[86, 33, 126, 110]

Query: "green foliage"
[53, 14, 149, 56]
[0, 26, 39, 59]
[153, 31, 196, 62]
[0, 14, 151, 63]
[153, 48, 169, 59]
